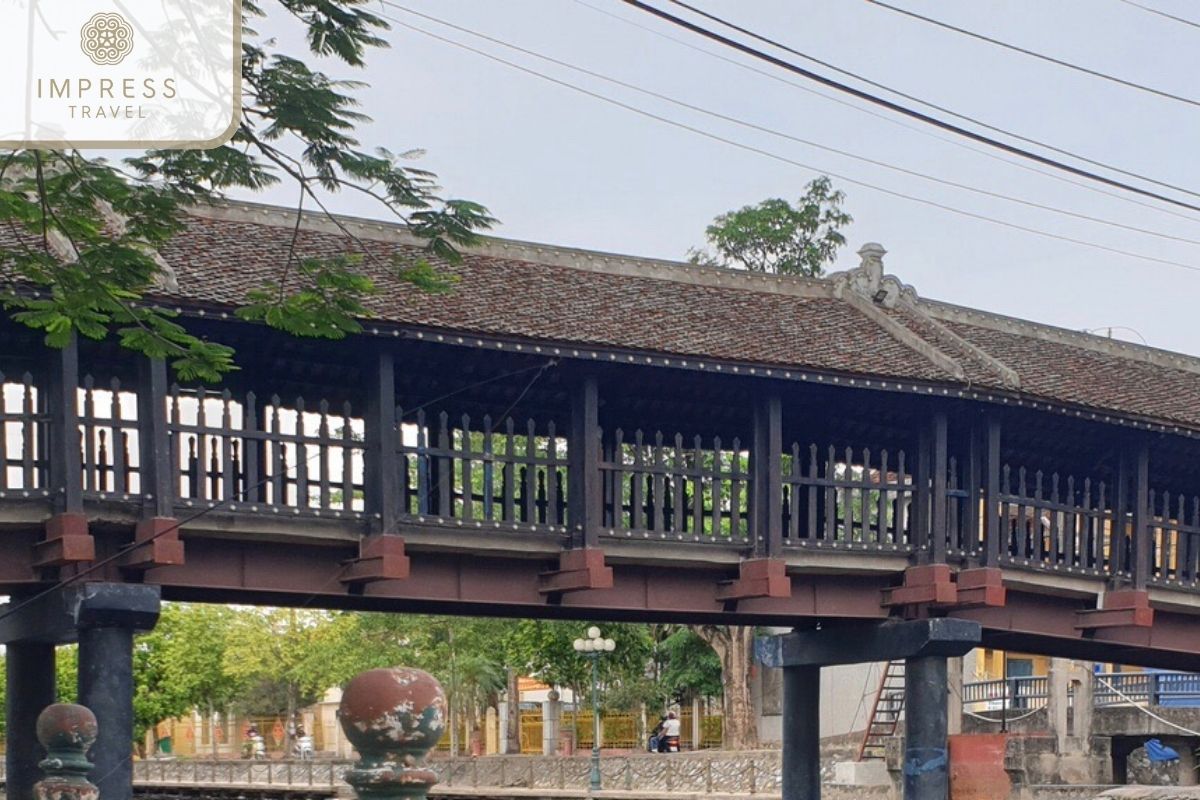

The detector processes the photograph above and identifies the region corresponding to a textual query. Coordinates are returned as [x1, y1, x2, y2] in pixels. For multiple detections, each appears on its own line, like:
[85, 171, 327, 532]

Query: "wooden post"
[47, 335, 83, 515]
[568, 375, 600, 549]
[137, 357, 173, 518]
[1112, 450, 1129, 582]
[913, 423, 932, 563]
[962, 420, 982, 561]
[363, 351, 399, 535]
[983, 417, 1002, 567]
[751, 393, 783, 558]
[1131, 442, 1150, 590]
[931, 412, 948, 563]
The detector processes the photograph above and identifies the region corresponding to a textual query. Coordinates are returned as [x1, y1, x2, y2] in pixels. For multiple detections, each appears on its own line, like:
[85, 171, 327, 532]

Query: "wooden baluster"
[896, 450, 909, 544]
[317, 400, 331, 510]
[877, 449, 890, 544]
[691, 434, 703, 537]
[294, 397, 308, 509]
[1080, 478, 1093, 570]
[1014, 467, 1028, 560]
[96, 428, 109, 493]
[1190, 497, 1200, 583]
[196, 386, 210, 500]
[824, 445, 836, 542]
[0, 371, 8, 493]
[524, 419, 538, 524]
[221, 390, 234, 502]
[82, 374, 96, 492]
[208, 438, 220, 499]
[22, 372, 37, 489]
[343, 402, 357, 512]
[417, 410, 431, 516]
[482, 415, 495, 521]
[731, 437, 745, 542]
[673, 434, 686, 536]
[546, 421, 559, 527]
[230, 440, 241, 500]
[788, 443, 802, 543]
[1049, 473, 1061, 566]
[843, 446, 855, 542]
[186, 436, 199, 499]
[501, 417, 514, 522]
[631, 430, 644, 532]
[711, 436, 724, 539]
[1095, 481, 1107, 572]
[243, 392, 260, 504]
[653, 431, 666, 533]
[806, 444, 819, 542]
[1065, 476, 1078, 568]
[437, 412, 452, 519]
[109, 377, 126, 495]
[269, 397, 284, 505]
[461, 415, 474, 522]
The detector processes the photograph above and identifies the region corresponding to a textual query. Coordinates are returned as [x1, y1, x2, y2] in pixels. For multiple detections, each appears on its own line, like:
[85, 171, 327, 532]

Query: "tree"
[1, 1, 495, 382]
[692, 625, 758, 750]
[688, 176, 852, 277]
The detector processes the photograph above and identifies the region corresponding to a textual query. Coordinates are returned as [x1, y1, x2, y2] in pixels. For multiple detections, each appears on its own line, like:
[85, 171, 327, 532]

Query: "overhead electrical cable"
[1115, 0, 1200, 30]
[571, 0, 1200, 226]
[373, 8, 1200, 274]
[866, 0, 1200, 108]
[627, 0, 1200, 209]
[382, 0, 1200, 249]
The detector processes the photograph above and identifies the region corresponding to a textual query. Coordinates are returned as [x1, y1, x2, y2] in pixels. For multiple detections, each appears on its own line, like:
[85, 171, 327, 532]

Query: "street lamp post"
[573, 627, 615, 793]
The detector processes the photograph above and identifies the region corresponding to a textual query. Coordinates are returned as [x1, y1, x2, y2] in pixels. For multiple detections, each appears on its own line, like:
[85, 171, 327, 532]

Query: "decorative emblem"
[80, 12, 134, 66]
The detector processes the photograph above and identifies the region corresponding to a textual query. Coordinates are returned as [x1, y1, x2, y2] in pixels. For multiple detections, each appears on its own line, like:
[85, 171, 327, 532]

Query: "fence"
[997, 466, 1112, 574]
[600, 429, 751, 544]
[962, 671, 1200, 711]
[782, 444, 913, 550]
[397, 411, 569, 530]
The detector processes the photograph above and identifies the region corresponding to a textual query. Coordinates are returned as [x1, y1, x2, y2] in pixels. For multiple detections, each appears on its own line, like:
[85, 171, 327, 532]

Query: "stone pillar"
[782, 665, 820, 800]
[1178, 745, 1198, 786]
[6, 642, 57, 800]
[542, 691, 561, 756]
[74, 584, 161, 800]
[485, 706, 499, 754]
[904, 656, 949, 800]
[947, 656, 963, 737]
[692, 697, 703, 750]
[1047, 658, 1071, 752]
[1072, 662, 1094, 743]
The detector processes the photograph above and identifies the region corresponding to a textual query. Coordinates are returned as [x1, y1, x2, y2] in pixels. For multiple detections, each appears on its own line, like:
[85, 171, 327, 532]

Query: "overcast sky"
[242, 0, 1200, 357]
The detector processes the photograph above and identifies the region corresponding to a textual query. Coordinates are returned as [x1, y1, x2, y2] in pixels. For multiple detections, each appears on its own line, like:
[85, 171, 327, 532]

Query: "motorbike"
[647, 719, 681, 753]
[243, 734, 266, 760]
[293, 734, 314, 761]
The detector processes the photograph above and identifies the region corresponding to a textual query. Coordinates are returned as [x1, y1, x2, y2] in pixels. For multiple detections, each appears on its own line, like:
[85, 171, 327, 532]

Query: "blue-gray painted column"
[782, 665, 820, 800]
[5, 640, 56, 800]
[904, 655, 950, 800]
[78, 625, 135, 800]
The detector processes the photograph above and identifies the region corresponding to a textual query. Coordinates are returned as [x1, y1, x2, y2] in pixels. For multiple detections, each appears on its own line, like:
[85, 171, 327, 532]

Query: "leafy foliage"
[1, 1, 496, 380]
[689, 176, 852, 277]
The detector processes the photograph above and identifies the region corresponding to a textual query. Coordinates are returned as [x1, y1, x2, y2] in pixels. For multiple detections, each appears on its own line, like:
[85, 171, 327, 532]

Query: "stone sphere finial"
[34, 704, 99, 800]
[338, 668, 446, 800]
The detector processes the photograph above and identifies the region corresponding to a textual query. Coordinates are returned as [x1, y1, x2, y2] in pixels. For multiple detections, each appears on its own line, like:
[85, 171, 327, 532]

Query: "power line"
[374, 8, 1200, 274]
[866, 0, 1200, 108]
[383, 0, 1200, 249]
[632, 0, 1200, 209]
[1116, 0, 1200, 30]
[571, 0, 1200, 227]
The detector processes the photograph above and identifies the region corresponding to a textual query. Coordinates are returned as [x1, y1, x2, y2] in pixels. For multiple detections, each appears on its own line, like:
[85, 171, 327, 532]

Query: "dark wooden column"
[751, 393, 783, 558]
[568, 375, 600, 549]
[136, 357, 173, 519]
[46, 336, 82, 516]
[913, 424, 931, 562]
[363, 350, 400, 535]
[1130, 442, 1151, 590]
[1112, 450, 1130, 582]
[982, 416, 1003, 567]
[960, 420, 982, 561]
[930, 412, 949, 563]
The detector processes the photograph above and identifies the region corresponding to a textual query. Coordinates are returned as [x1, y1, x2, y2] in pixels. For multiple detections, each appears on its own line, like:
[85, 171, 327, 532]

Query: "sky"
[240, 0, 1200, 356]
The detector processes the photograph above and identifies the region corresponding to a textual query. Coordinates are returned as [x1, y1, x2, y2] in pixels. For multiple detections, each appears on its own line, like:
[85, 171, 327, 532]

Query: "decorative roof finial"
[34, 704, 99, 800]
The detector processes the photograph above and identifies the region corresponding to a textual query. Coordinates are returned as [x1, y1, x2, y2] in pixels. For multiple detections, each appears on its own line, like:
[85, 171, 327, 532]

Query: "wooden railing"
[997, 466, 1113, 575]
[782, 444, 913, 552]
[0, 371, 47, 497]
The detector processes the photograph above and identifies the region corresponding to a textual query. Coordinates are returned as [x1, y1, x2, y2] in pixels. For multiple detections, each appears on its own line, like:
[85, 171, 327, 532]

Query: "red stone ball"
[338, 668, 446, 755]
[36, 704, 99, 752]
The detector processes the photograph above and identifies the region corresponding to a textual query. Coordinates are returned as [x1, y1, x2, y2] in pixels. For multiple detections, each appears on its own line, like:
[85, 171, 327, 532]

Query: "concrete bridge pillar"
[0, 583, 160, 800]
[760, 618, 980, 800]
[5, 638, 57, 800]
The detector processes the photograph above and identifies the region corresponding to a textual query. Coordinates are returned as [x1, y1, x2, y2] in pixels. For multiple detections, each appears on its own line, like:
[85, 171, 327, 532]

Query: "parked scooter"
[647, 714, 681, 753]
[243, 733, 266, 760]
[293, 734, 314, 761]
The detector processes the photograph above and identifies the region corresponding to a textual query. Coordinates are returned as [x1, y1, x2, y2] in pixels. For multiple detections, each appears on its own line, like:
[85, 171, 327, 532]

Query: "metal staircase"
[857, 660, 906, 761]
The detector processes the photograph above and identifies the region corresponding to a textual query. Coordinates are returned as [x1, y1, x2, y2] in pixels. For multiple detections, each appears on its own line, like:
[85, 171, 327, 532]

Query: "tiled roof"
[12, 200, 1200, 432]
